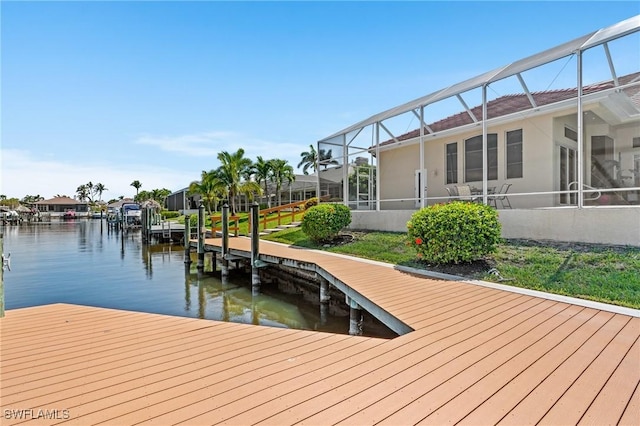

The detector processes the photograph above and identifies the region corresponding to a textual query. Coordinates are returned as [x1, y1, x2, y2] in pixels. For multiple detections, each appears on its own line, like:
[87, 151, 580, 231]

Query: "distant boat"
[91, 211, 104, 219]
[122, 202, 142, 227]
[63, 209, 76, 220]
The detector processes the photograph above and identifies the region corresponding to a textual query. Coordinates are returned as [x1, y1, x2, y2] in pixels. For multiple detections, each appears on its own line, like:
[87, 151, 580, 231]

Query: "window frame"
[464, 133, 497, 182]
[506, 128, 523, 179]
[445, 142, 458, 184]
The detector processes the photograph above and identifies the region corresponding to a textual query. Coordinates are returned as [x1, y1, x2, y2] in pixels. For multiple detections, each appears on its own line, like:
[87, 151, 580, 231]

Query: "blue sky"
[2, 1, 639, 201]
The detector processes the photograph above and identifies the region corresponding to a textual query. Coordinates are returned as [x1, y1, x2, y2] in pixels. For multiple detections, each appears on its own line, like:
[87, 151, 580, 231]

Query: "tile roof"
[382, 72, 640, 146]
[35, 196, 87, 205]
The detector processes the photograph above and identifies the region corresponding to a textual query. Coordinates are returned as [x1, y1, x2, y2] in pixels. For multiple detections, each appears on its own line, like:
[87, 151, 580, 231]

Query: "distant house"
[34, 196, 89, 217]
[166, 189, 201, 214]
[316, 16, 640, 246]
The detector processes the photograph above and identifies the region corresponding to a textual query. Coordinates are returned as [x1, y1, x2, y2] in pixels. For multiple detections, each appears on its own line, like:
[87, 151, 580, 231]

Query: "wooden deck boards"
[1, 237, 638, 425]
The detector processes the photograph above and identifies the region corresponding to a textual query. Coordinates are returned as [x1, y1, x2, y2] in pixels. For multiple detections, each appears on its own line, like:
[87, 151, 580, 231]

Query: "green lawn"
[263, 229, 640, 309]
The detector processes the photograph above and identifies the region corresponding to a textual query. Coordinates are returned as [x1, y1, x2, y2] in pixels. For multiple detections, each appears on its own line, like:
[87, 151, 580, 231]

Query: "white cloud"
[1, 129, 315, 202]
[134, 131, 240, 157]
[134, 130, 307, 171]
[0, 149, 190, 201]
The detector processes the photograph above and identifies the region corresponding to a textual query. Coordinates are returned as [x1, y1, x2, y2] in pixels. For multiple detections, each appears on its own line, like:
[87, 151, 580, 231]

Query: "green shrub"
[302, 203, 351, 242]
[189, 213, 199, 227]
[407, 202, 502, 264]
[161, 210, 180, 219]
[304, 197, 319, 210]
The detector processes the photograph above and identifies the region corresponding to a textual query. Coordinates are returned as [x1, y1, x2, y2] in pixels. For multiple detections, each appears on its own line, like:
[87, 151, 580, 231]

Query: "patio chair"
[455, 185, 480, 202]
[445, 186, 458, 202]
[494, 183, 512, 209]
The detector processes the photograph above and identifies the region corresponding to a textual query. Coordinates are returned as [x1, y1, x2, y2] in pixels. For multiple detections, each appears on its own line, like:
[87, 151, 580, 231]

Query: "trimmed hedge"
[407, 202, 502, 264]
[301, 203, 351, 242]
[304, 197, 319, 210]
[161, 210, 180, 219]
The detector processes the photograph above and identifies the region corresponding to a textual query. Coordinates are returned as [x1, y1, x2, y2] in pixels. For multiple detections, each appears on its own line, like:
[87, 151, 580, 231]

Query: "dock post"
[184, 215, 192, 265]
[221, 203, 229, 278]
[319, 275, 330, 304]
[250, 202, 261, 294]
[346, 296, 363, 336]
[319, 275, 330, 325]
[1, 233, 4, 318]
[197, 201, 205, 271]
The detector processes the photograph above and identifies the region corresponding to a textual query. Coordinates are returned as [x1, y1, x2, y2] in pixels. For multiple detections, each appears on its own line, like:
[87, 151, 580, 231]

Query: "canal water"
[2, 220, 396, 338]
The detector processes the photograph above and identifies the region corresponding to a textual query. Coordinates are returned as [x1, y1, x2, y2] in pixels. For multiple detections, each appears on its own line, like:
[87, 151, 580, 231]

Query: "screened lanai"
[317, 15, 640, 216]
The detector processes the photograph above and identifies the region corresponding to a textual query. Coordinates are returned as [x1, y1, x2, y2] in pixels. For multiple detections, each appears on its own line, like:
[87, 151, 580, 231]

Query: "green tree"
[21, 195, 44, 204]
[188, 170, 227, 215]
[130, 180, 142, 196]
[94, 183, 108, 202]
[76, 184, 89, 202]
[298, 144, 318, 175]
[269, 158, 295, 206]
[254, 156, 273, 208]
[217, 148, 254, 214]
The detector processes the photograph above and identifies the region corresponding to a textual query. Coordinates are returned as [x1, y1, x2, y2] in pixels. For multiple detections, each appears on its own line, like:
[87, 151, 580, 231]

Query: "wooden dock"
[1, 237, 638, 425]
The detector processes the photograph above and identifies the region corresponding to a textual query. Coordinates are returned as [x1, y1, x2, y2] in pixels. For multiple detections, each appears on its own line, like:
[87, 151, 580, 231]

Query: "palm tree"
[299, 145, 339, 173]
[130, 180, 142, 196]
[298, 144, 318, 175]
[217, 148, 255, 214]
[269, 158, 295, 206]
[76, 184, 89, 202]
[254, 156, 273, 208]
[94, 183, 107, 202]
[188, 170, 227, 215]
[319, 148, 339, 169]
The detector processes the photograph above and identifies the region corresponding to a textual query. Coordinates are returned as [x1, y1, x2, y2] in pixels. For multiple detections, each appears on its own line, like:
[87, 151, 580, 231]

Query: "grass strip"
[263, 228, 640, 309]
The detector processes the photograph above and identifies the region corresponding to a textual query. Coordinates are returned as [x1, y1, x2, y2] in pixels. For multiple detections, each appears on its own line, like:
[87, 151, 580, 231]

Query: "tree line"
[2, 144, 339, 212]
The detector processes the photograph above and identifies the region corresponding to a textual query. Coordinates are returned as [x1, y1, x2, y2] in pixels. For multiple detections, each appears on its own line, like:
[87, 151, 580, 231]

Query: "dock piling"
[184, 215, 192, 265]
[197, 201, 205, 270]
[250, 202, 261, 294]
[221, 204, 229, 277]
[1, 233, 4, 318]
[346, 296, 363, 336]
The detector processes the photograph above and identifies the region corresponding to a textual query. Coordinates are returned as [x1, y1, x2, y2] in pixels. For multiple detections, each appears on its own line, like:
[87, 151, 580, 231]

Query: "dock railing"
[209, 197, 325, 237]
[251, 199, 307, 233]
[211, 214, 241, 237]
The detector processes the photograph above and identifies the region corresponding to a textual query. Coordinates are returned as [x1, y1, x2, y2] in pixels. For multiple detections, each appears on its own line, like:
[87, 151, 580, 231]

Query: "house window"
[565, 126, 578, 142]
[506, 129, 523, 179]
[633, 137, 640, 148]
[465, 134, 497, 182]
[445, 142, 458, 184]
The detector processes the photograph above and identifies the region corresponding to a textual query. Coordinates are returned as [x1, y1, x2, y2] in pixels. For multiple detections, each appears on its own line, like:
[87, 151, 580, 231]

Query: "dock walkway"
[1, 237, 638, 425]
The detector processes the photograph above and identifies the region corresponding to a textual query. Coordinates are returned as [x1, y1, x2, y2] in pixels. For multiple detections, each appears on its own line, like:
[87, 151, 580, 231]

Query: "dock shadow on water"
[186, 265, 398, 339]
[3, 220, 396, 339]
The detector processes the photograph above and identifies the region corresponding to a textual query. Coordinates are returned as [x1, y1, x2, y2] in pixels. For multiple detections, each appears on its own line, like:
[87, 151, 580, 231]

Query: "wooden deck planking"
[0, 236, 638, 425]
[254, 298, 565, 426]
[578, 334, 640, 425]
[59, 331, 372, 425]
[496, 313, 634, 425]
[301, 304, 589, 426]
